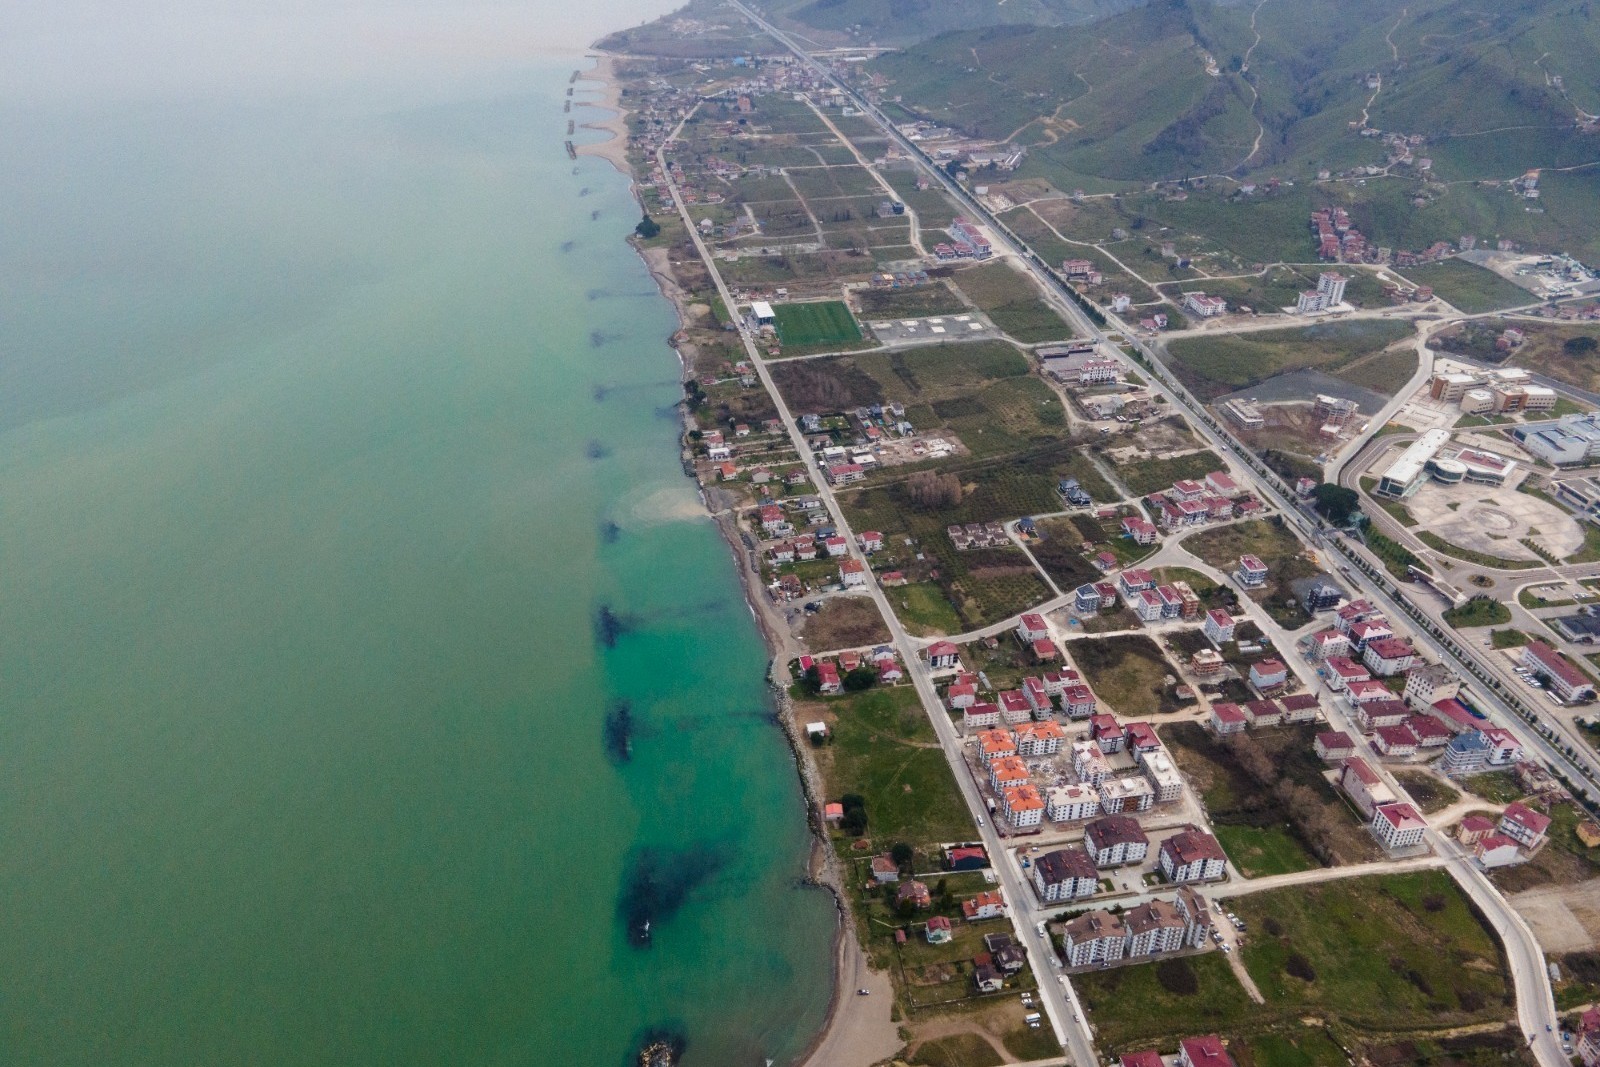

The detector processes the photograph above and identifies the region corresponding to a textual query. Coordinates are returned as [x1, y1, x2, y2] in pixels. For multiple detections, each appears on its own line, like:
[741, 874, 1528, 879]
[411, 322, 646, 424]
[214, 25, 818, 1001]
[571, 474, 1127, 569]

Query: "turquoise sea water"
[0, 43, 832, 1067]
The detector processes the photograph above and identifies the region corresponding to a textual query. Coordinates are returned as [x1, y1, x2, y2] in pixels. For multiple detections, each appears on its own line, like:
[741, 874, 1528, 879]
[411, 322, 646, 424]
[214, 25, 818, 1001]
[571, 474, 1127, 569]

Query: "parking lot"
[868, 312, 999, 344]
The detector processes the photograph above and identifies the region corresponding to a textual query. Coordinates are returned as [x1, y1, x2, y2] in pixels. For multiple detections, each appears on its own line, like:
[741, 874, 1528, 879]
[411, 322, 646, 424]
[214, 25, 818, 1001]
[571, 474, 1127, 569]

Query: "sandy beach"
[573, 53, 631, 172]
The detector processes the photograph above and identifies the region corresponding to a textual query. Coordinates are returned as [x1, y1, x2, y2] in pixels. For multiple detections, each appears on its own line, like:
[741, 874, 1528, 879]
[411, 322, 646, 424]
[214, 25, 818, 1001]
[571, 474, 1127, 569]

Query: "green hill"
[766, 0, 1148, 46]
[866, 0, 1600, 185]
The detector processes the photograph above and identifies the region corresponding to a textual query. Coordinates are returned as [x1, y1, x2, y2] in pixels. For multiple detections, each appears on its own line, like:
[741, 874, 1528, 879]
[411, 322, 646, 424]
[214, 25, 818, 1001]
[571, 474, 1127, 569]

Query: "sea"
[0, 3, 835, 1065]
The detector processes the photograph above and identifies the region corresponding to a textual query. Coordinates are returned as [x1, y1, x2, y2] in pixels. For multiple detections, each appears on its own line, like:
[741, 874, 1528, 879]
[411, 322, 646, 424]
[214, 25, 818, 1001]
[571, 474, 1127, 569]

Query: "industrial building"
[1513, 412, 1600, 466]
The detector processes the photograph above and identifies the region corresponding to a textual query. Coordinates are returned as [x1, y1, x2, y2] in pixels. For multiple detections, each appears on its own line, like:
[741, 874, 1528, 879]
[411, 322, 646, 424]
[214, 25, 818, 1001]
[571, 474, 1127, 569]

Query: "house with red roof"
[964, 702, 1001, 730]
[1373, 723, 1420, 757]
[1205, 470, 1240, 496]
[1499, 802, 1551, 848]
[1308, 628, 1351, 660]
[1323, 656, 1371, 691]
[1474, 832, 1522, 868]
[962, 889, 1006, 920]
[1119, 568, 1155, 596]
[1180, 1035, 1236, 1067]
[1032, 638, 1060, 662]
[1405, 714, 1451, 748]
[1356, 698, 1409, 731]
[817, 661, 842, 694]
[925, 915, 953, 943]
[1210, 702, 1247, 735]
[927, 641, 961, 669]
[1235, 554, 1269, 588]
[1203, 609, 1236, 644]
[1249, 659, 1288, 691]
[856, 530, 884, 552]
[1281, 693, 1320, 722]
[1372, 802, 1427, 850]
[1363, 637, 1418, 676]
[1315, 730, 1355, 760]
[1122, 516, 1159, 544]
[1017, 612, 1050, 643]
[1457, 814, 1496, 845]
[1160, 826, 1228, 883]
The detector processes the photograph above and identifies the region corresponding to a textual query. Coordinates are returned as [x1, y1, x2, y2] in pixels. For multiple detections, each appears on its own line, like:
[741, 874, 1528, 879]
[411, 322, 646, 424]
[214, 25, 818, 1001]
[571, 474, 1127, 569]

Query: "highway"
[696, 9, 1577, 1064]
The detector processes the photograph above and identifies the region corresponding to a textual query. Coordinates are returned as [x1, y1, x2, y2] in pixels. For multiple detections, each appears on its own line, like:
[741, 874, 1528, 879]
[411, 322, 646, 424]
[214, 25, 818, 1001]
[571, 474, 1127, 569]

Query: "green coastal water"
[0, 45, 833, 1067]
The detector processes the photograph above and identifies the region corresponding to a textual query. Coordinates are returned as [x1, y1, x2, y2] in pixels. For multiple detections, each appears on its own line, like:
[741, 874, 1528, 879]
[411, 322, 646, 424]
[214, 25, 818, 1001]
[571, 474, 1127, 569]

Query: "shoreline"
[577, 45, 900, 1067]
[572, 53, 630, 173]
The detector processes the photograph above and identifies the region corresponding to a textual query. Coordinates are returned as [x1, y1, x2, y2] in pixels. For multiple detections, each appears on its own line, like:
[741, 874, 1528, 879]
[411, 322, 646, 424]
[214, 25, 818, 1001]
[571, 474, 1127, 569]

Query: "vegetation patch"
[808, 687, 973, 844]
[1235, 870, 1512, 1029]
[1392, 771, 1461, 815]
[1416, 531, 1541, 571]
[1399, 260, 1534, 314]
[1443, 596, 1513, 629]
[1073, 634, 1179, 717]
[803, 597, 893, 650]
[1117, 449, 1227, 497]
[952, 261, 1073, 344]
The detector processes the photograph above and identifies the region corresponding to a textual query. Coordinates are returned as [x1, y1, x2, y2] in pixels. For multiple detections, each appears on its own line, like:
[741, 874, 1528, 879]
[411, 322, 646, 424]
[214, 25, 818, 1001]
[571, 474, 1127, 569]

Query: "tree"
[1564, 335, 1598, 356]
[843, 667, 878, 692]
[890, 842, 914, 867]
[1312, 483, 1360, 525]
[799, 665, 823, 696]
[634, 214, 661, 240]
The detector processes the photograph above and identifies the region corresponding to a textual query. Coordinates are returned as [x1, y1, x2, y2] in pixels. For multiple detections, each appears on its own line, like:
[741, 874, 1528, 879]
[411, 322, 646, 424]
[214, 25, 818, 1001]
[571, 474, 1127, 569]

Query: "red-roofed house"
[1244, 699, 1283, 727]
[1405, 714, 1451, 748]
[928, 641, 961, 670]
[963, 889, 1007, 920]
[857, 530, 884, 552]
[1281, 693, 1320, 722]
[1577, 1006, 1600, 1067]
[1063, 684, 1097, 718]
[1172, 478, 1206, 500]
[1458, 814, 1496, 845]
[1363, 637, 1418, 676]
[999, 690, 1032, 724]
[1340, 757, 1395, 817]
[925, 915, 953, 943]
[1348, 619, 1394, 651]
[1033, 638, 1060, 662]
[1203, 609, 1236, 644]
[1091, 713, 1126, 752]
[1236, 554, 1269, 587]
[1356, 698, 1409, 731]
[817, 662, 842, 694]
[839, 559, 868, 587]
[1123, 1051, 1165, 1067]
[1315, 730, 1356, 760]
[1372, 802, 1427, 850]
[1345, 678, 1393, 705]
[1122, 516, 1159, 544]
[1211, 702, 1247, 735]
[1323, 656, 1371, 691]
[1206, 470, 1240, 496]
[964, 702, 1001, 730]
[1180, 1035, 1236, 1067]
[1308, 628, 1351, 660]
[1159, 826, 1228, 883]
[1474, 832, 1522, 868]
[947, 682, 978, 710]
[1120, 568, 1155, 595]
[1373, 723, 1419, 757]
[1249, 659, 1288, 691]
[1017, 613, 1050, 643]
[1499, 802, 1551, 848]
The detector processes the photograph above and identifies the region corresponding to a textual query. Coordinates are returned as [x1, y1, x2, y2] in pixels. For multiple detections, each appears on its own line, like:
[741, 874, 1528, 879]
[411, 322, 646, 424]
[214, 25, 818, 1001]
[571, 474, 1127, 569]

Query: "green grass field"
[1072, 634, 1178, 717]
[953, 261, 1075, 344]
[1165, 320, 1414, 398]
[1235, 870, 1512, 1028]
[812, 687, 972, 844]
[1214, 823, 1319, 878]
[1115, 450, 1227, 497]
[1401, 260, 1537, 314]
[774, 300, 863, 347]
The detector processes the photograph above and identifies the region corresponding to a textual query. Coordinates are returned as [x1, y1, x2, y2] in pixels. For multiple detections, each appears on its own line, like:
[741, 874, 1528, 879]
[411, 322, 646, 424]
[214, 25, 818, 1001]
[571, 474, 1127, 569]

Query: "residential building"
[1084, 814, 1150, 866]
[1244, 699, 1283, 728]
[1340, 757, 1396, 817]
[1061, 910, 1127, 967]
[1175, 886, 1214, 947]
[1210, 702, 1247, 735]
[1076, 583, 1106, 614]
[1458, 814, 1496, 846]
[946, 682, 977, 710]
[1363, 637, 1418, 676]
[1313, 393, 1358, 427]
[1072, 740, 1113, 786]
[1142, 751, 1184, 802]
[1182, 291, 1228, 317]
[1282, 693, 1320, 722]
[1308, 628, 1351, 661]
[1356, 698, 1409, 731]
[1192, 648, 1226, 676]
[1249, 659, 1289, 691]
[1125, 898, 1190, 956]
[1047, 784, 1101, 823]
[1521, 640, 1597, 701]
[1133, 588, 1165, 623]
[1063, 683, 1098, 719]
[1315, 730, 1356, 760]
[1206, 470, 1240, 496]
[927, 641, 961, 670]
[1123, 516, 1159, 544]
[1098, 775, 1155, 814]
[999, 690, 1033, 724]
[1017, 613, 1050, 643]
[925, 915, 953, 943]
[1373, 723, 1419, 757]
[1203, 609, 1236, 645]
[1442, 729, 1491, 775]
[1125, 721, 1161, 759]
[1404, 664, 1459, 708]
[1119, 568, 1155, 596]
[978, 728, 1017, 762]
[870, 854, 900, 883]
[1498, 801, 1551, 848]
[1348, 619, 1394, 651]
[1033, 847, 1099, 902]
[1235, 554, 1269, 588]
[1372, 802, 1427, 850]
[1474, 832, 1522, 868]
[1091, 713, 1126, 753]
[990, 756, 1030, 793]
[1406, 714, 1451, 748]
[1159, 826, 1228, 883]
[963, 890, 1006, 921]
[1482, 726, 1522, 765]
[1575, 1006, 1600, 1067]
[964, 702, 1002, 731]
[1015, 720, 1066, 756]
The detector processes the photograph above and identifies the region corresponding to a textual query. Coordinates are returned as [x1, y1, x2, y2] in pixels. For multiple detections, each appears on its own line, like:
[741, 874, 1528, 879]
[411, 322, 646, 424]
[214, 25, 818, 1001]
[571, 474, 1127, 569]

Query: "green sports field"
[773, 300, 862, 346]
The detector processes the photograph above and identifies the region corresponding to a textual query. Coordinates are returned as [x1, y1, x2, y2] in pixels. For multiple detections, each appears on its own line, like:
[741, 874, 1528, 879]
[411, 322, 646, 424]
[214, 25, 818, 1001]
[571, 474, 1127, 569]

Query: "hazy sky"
[1, 0, 680, 102]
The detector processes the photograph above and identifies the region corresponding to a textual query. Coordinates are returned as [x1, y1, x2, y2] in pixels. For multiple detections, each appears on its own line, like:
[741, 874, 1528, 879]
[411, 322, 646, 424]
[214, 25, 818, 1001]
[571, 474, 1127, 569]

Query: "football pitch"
[773, 300, 862, 346]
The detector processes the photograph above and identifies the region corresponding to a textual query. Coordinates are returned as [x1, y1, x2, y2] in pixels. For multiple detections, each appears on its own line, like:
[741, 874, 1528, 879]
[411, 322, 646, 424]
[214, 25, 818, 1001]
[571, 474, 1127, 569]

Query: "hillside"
[765, 0, 1149, 46]
[865, 0, 1600, 186]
